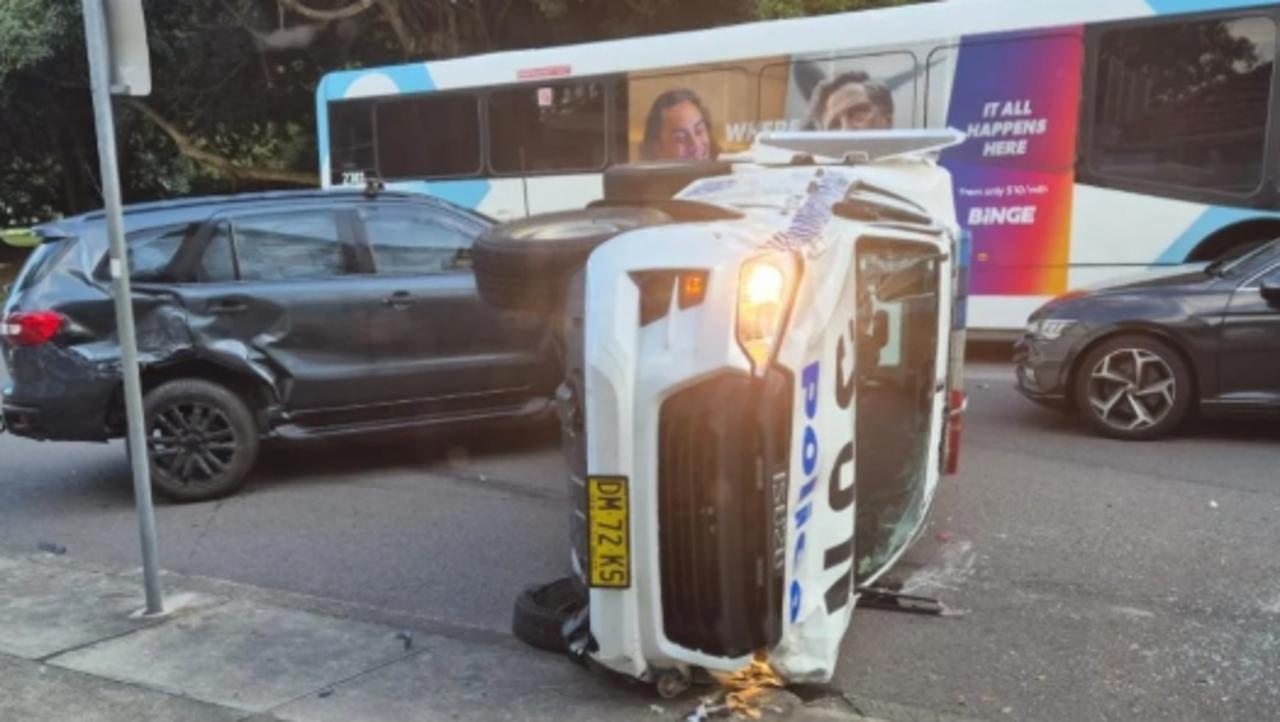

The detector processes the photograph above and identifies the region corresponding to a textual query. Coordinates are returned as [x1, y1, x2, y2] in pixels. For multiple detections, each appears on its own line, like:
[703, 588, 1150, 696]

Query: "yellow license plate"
[587, 476, 630, 589]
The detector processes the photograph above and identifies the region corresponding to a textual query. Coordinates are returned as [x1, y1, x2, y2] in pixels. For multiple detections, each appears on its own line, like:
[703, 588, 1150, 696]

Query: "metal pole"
[82, 0, 163, 615]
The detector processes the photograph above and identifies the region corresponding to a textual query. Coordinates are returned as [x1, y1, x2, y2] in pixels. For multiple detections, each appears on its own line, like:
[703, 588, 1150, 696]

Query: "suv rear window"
[11, 238, 72, 295]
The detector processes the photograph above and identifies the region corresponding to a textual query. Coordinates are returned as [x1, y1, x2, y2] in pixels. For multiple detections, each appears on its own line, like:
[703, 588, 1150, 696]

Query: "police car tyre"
[142, 379, 259, 503]
[603, 160, 733, 202]
[512, 577, 586, 653]
[473, 208, 671, 313]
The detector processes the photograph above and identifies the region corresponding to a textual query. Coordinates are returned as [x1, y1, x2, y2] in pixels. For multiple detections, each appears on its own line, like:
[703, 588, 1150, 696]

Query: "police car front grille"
[657, 371, 790, 658]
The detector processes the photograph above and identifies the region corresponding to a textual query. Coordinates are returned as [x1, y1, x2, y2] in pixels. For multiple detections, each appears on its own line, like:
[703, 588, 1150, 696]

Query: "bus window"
[760, 51, 918, 133]
[374, 94, 482, 179]
[328, 98, 376, 186]
[488, 81, 607, 174]
[1091, 15, 1276, 195]
[625, 66, 757, 161]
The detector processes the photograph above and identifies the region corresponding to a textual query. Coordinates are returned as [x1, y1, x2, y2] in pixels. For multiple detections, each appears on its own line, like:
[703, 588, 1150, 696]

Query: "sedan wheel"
[1074, 335, 1193, 440]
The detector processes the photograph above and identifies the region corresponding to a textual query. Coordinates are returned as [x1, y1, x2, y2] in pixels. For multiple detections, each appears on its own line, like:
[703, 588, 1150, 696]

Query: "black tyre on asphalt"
[512, 577, 586, 654]
[473, 207, 670, 313]
[142, 378, 260, 502]
[1072, 334, 1193, 441]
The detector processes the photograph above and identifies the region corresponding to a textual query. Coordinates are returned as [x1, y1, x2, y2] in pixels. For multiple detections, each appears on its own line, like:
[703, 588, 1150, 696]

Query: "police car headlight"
[736, 252, 799, 375]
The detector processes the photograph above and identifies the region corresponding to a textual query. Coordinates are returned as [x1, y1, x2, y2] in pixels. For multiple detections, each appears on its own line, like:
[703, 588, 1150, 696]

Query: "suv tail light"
[2, 311, 64, 347]
[943, 389, 967, 475]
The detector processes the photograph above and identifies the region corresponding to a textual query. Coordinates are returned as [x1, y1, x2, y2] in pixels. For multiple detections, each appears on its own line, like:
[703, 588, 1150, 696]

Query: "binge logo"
[789, 361, 821, 623]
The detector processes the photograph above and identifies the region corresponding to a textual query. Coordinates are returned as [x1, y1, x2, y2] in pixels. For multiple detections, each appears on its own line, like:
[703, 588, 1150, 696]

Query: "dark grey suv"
[1, 190, 556, 501]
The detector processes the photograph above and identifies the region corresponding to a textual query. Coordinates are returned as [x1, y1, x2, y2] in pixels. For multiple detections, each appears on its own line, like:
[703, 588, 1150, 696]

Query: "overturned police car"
[473, 130, 968, 691]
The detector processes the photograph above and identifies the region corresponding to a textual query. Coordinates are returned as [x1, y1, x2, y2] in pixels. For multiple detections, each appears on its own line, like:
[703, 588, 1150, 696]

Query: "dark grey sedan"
[1, 189, 556, 500]
[1015, 239, 1280, 439]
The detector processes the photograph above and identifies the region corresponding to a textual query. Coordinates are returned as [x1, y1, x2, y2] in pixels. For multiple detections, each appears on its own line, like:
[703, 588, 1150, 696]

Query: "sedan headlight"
[1027, 318, 1077, 340]
[736, 252, 799, 375]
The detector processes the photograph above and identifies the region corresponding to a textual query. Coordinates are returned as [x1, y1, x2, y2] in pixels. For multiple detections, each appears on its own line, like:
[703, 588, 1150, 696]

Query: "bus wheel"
[473, 207, 670, 313]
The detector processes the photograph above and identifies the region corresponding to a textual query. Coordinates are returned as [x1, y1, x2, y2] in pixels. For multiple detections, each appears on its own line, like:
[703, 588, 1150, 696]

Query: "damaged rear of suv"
[475, 131, 969, 689]
[2, 190, 556, 501]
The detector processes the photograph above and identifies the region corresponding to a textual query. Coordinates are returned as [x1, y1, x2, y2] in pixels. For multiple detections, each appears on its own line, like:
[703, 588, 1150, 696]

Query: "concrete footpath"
[0, 548, 884, 722]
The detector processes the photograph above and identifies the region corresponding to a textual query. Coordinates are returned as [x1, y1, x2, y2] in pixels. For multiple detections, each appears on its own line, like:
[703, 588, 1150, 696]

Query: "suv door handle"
[382, 290, 415, 308]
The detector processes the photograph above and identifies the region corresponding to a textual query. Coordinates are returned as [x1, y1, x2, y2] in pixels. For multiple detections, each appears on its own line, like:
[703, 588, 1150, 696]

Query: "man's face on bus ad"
[821, 81, 892, 130]
[658, 99, 713, 160]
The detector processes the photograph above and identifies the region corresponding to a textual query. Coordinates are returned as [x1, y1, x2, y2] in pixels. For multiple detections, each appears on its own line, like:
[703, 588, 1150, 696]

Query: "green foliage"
[755, 0, 923, 19]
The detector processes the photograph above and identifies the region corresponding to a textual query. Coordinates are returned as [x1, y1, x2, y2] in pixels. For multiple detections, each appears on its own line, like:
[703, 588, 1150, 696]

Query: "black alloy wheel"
[143, 379, 259, 502]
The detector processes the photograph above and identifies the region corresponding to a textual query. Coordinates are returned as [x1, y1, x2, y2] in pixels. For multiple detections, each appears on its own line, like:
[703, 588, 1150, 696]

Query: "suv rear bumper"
[2, 385, 114, 441]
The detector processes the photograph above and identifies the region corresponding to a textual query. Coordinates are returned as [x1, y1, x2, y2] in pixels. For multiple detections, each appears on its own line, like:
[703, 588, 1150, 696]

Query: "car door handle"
[210, 299, 248, 315]
[382, 291, 415, 308]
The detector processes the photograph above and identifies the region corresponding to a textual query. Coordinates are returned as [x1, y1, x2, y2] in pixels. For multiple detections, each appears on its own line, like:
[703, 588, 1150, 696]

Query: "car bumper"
[2, 385, 115, 441]
[1012, 334, 1072, 409]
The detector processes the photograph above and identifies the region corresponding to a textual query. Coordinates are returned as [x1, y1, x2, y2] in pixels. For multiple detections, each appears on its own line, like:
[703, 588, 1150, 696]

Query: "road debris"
[36, 542, 67, 555]
[395, 630, 414, 650]
[1209, 500, 1219, 509]
[684, 653, 790, 720]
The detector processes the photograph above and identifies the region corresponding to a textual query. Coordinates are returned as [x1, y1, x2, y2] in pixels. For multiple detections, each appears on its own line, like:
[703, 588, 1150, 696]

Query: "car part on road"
[473, 207, 671, 313]
[855, 587, 949, 616]
[1073, 335, 1192, 440]
[143, 378, 259, 502]
[511, 576, 586, 654]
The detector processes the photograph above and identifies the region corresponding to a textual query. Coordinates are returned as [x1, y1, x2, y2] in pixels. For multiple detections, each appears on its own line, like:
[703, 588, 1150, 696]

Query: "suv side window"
[360, 205, 474, 275]
[103, 224, 197, 282]
[228, 211, 350, 281]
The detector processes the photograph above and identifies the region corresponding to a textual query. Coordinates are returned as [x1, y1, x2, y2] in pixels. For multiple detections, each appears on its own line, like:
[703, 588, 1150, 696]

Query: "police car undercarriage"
[472, 129, 969, 697]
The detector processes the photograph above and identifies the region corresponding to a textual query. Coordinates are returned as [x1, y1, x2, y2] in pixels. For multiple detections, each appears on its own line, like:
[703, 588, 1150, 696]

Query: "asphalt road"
[1, 360, 1278, 721]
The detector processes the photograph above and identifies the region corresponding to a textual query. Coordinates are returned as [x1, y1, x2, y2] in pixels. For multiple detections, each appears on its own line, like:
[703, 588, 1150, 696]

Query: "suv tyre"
[473, 207, 670, 313]
[143, 379, 259, 502]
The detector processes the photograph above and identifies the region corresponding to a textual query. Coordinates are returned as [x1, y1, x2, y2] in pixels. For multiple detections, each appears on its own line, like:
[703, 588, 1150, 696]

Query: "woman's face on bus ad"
[657, 100, 712, 160]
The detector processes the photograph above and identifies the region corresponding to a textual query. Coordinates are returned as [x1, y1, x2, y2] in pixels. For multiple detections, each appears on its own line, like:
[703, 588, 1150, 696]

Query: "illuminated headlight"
[736, 252, 799, 375]
[1027, 319, 1077, 340]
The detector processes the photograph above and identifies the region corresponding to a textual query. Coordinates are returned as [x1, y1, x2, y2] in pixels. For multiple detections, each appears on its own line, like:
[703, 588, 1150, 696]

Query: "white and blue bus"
[317, 0, 1280, 330]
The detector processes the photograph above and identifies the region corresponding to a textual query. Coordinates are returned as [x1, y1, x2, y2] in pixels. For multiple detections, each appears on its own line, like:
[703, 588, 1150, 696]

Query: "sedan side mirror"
[1261, 278, 1280, 306]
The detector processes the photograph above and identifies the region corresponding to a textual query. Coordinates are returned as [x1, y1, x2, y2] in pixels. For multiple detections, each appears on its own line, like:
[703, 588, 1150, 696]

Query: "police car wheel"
[512, 577, 586, 653]
[473, 207, 670, 313]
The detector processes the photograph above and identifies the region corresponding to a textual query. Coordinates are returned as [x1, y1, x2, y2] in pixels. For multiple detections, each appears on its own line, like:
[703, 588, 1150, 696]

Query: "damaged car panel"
[1, 190, 558, 500]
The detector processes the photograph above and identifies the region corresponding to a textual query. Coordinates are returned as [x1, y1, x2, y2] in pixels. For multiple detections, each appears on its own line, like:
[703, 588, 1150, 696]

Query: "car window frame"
[92, 221, 206, 284]
[353, 200, 486, 278]
[200, 205, 363, 284]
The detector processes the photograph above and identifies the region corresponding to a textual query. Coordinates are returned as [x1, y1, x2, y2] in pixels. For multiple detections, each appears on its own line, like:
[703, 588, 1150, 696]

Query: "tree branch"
[127, 101, 318, 186]
[276, 0, 376, 21]
[375, 0, 417, 56]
